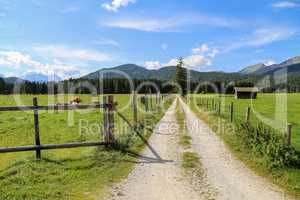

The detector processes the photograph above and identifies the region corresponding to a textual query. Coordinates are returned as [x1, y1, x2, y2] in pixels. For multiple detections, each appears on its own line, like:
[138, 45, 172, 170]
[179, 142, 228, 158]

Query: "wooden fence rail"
[0, 95, 115, 159]
[0, 141, 109, 154]
[0, 104, 107, 112]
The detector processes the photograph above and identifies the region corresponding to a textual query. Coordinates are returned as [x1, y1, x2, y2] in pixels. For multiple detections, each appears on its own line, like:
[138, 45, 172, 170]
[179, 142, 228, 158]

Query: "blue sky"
[0, 0, 299, 78]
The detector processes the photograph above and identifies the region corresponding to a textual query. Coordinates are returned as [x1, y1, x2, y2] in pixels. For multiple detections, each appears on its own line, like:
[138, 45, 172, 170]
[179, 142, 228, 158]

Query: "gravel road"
[107, 98, 292, 200]
[108, 100, 209, 200]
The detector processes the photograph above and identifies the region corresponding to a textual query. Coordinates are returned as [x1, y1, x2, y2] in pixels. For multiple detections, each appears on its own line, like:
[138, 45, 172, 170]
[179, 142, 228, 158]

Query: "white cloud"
[0, 50, 82, 79]
[147, 43, 218, 70]
[0, 51, 41, 69]
[183, 44, 219, 68]
[164, 59, 178, 67]
[164, 55, 211, 69]
[0, 58, 11, 66]
[183, 55, 212, 68]
[33, 45, 112, 62]
[272, 1, 299, 8]
[248, 28, 296, 46]
[40, 59, 82, 79]
[102, 0, 135, 12]
[102, 18, 171, 32]
[192, 44, 209, 54]
[101, 14, 238, 32]
[208, 49, 220, 58]
[264, 60, 276, 66]
[227, 27, 296, 51]
[144, 61, 162, 70]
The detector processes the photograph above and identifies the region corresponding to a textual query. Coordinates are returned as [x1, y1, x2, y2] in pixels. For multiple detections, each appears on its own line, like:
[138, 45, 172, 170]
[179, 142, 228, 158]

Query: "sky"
[0, 0, 299, 79]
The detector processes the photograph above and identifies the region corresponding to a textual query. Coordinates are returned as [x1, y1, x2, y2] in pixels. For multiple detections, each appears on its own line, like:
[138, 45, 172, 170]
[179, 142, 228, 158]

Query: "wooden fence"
[197, 97, 293, 147]
[0, 95, 116, 159]
[0, 92, 167, 159]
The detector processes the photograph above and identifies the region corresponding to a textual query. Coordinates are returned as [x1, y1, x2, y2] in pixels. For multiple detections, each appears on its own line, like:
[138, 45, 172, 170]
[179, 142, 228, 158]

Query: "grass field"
[188, 93, 300, 151]
[0, 94, 173, 200]
[187, 93, 300, 198]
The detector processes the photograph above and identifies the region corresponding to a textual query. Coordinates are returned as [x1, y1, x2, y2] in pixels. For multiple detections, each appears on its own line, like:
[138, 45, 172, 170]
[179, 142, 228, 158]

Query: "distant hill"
[0, 73, 62, 84]
[83, 64, 152, 80]
[1, 73, 61, 83]
[23, 72, 62, 83]
[3, 77, 24, 84]
[0, 73, 23, 83]
[82, 64, 242, 82]
[240, 56, 300, 76]
[240, 63, 267, 75]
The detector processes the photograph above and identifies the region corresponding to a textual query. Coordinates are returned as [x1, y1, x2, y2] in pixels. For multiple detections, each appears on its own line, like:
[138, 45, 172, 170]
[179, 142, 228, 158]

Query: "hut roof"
[234, 87, 259, 92]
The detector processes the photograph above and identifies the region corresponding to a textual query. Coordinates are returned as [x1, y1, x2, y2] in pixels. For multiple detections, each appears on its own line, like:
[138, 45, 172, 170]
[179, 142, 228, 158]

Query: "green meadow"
[0, 94, 172, 200]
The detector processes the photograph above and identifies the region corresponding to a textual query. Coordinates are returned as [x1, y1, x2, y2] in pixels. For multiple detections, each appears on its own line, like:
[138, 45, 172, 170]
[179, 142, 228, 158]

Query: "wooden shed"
[234, 87, 259, 99]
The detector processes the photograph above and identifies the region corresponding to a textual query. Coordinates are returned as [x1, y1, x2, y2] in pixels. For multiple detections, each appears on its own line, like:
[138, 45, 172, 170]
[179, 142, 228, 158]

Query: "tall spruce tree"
[175, 57, 187, 96]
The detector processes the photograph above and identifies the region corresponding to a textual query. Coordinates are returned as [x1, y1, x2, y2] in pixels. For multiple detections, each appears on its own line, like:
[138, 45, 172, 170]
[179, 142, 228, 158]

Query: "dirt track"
[108, 100, 210, 200]
[108, 98, 292, 200]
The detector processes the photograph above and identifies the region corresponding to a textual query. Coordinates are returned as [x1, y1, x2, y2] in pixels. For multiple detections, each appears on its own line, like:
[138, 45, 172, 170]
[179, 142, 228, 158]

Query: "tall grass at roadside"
[236, 123, 300, 168]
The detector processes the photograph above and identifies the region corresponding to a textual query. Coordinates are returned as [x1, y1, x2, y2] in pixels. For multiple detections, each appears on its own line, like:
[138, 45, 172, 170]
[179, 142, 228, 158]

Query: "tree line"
[1, 73, 300, 95]
[0, 77, 175, 95]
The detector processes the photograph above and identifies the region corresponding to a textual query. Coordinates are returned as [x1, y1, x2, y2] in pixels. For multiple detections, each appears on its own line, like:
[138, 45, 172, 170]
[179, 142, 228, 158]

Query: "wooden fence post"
[54, 94, 58, 114]
[212, 99, 214, 111]
[159, 93, 161, 105]
[206, 99, 209, 109]
[145, 94, 148, 112]
[103, 96, 109, 142]
[287, 123, 292, 146]
[230, 102, 234, 122]
[245, 107, 251, 124]
[33, 97, 41, 159]
[108, 95, 115, 142]
[218, 101, 221, 115]
[133, 91, 138, 125]
[156, 93, 159, 112]
[149, 89, 153, 111]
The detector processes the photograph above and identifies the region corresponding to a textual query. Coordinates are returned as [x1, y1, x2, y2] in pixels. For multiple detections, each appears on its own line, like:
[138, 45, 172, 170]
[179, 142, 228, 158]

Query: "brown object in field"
[71, 96, 82, 104]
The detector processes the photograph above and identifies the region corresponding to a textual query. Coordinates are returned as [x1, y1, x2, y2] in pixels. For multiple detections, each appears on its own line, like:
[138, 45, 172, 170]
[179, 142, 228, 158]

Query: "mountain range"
[82, 55, 300, 81]
[82, 64, 241, 82]
[1, 56, 300, 83]
[240, 56, 300, 76]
